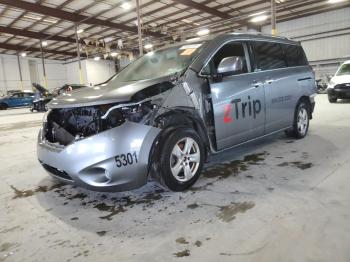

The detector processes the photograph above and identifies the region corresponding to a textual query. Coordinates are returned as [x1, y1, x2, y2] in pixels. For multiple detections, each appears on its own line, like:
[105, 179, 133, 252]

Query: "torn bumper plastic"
[37, 121, 161, 192]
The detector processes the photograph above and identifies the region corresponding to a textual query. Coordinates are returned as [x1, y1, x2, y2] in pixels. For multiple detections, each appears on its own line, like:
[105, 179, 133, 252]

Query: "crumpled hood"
[48, 75, 174, 109]
[330, 75, 350, 85]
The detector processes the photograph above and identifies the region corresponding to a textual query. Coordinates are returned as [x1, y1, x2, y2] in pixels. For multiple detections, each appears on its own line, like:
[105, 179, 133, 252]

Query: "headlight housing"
[102, 100, 159, 125]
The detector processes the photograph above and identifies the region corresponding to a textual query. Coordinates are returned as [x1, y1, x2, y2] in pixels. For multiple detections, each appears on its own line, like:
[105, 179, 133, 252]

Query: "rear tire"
[158, 128, 204, 191]
[0, 103, 8, 110]
[285, 100, 310, 139]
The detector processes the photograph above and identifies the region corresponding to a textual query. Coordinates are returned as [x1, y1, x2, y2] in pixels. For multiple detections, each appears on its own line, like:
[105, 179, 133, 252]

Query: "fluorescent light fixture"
[77, 28, 84, 34]
[121, 2, 132, 9]
[111, 52, 118, 57]
[248, 11, 267, 17]
[328, 0, 346, 3]
[250, 15, 268, 23]
[24, 15, 41, 21]
[42, 41, 48, 47]
[144, 43, 153, 49]
[94, 56, 101, 61]
[43, 18, 58, 24]
[21, 52, 27, 57]
[197, 28, 210, 36]
[186, 37, 200, 42]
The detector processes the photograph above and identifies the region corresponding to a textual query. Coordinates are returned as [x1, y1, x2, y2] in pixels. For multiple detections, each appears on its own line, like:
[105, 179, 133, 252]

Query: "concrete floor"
[1, 95, 350, 262]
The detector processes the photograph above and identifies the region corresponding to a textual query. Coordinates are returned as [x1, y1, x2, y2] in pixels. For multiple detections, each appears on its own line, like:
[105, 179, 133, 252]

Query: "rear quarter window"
[283, 44, 308, 67]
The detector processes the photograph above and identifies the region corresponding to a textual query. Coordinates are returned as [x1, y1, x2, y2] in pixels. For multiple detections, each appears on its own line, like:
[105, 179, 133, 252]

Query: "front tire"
[286, 101, 310, 139]
[158, 128, 204, 191]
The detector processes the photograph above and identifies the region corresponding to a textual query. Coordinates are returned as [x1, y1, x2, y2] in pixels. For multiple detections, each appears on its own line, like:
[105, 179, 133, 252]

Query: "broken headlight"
[102, 101, 158, 125]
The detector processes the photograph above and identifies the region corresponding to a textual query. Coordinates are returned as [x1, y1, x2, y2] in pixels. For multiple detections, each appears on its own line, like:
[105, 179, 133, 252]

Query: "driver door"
[203, 42, 265, 150]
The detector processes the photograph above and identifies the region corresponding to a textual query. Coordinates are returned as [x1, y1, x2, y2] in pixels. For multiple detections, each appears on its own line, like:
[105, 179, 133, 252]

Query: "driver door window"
[202, 42, 249, 76]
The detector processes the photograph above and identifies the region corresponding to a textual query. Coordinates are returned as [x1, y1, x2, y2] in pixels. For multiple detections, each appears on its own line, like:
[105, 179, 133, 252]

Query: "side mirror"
[217, 56, 244, 77]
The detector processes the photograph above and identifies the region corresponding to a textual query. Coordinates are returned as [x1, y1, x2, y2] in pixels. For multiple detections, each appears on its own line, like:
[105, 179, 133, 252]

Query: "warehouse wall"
[262, 7, 350, 78]
[85, 60, 116, 85]
[0, 55, 116, 95]
[65, 59, 116, 86]
[0, 54, 66, 95]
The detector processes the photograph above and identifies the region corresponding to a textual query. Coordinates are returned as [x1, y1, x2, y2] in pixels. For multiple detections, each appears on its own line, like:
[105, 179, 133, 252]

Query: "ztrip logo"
[224, 96, 262, 123]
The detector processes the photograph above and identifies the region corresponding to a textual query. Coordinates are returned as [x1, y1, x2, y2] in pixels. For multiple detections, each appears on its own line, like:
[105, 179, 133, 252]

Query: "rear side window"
[284, 44, 308, 67]
[252, 42, 286, 71]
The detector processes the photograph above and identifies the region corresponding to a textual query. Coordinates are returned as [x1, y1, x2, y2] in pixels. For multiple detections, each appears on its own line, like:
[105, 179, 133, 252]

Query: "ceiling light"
[77, 28, 84, 34]
[94, 56, 101, 61]
[197, 28, 210, 36]
[250, 15, 268, 23]
[328, 0, 346, 3]
[43, 18, 58, 24]
[186, 37, 200, 42]
[21, 52, 27, 57]
[248, 11, 267, 17]
[111, 52, 118, 57]
[42, 41, 48, 47]
[24, 15, 41, 21]
[121, 2, 132, 10]
[144, 43, 153, 49]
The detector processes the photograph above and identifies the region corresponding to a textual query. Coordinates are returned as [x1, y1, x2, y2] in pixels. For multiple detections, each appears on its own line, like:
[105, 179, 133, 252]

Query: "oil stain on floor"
[217, 201, 255, 223]
[277, 161, 313, 170]
[203, 152, 269, 179]
[8, 152, 265, 222]
[10, 183, 65, 199]
[174, 249, 190, 258]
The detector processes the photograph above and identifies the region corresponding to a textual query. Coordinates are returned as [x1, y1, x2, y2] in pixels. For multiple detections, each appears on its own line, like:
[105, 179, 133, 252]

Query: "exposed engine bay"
[44, 101, 158, 146]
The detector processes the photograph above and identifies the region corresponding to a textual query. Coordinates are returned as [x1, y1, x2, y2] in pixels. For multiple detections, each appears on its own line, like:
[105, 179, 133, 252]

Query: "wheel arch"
[298, 95, 313, 119]
[147, 107, 210, 177]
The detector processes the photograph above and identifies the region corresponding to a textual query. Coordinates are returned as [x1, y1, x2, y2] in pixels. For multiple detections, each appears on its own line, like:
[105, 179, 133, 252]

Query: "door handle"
[265, 79, 273, 84]
[252, 81, 263, 88]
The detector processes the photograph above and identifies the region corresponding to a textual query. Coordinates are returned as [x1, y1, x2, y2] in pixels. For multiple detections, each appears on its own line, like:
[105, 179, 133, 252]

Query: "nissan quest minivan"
[37, 33, 316, 192]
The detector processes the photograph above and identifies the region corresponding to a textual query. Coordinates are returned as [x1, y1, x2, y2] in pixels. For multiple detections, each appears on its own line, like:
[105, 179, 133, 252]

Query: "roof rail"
[229, 31, 291, 40]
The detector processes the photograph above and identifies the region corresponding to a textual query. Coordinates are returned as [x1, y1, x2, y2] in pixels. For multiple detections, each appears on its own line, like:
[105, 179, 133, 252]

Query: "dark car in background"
[31, 83, 87, 112]
[30, 83, 53, 112]
[0, 91, 35, 110]
[53, 84, 86, 96]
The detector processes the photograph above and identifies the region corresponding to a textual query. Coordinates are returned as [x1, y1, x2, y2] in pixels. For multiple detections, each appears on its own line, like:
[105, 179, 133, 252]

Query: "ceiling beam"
[170, 0, 231, 19]
[0, 42, 78, 57]
[0, 0, 163, 37]
[0, 26, 77, 43]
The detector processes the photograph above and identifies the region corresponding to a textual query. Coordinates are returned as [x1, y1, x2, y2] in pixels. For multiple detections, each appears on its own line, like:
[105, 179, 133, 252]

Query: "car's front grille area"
[335, 83, 350, 90]
[44, 104, 123, 146]
[41, 163, 73, 181]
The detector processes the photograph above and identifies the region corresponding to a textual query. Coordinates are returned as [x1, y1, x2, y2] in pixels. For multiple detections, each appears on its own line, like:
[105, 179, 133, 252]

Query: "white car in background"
[327, 60, 350, 103]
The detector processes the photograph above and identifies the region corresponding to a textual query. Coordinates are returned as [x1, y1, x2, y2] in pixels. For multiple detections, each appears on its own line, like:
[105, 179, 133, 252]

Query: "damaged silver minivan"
[37, 33, 316, 192]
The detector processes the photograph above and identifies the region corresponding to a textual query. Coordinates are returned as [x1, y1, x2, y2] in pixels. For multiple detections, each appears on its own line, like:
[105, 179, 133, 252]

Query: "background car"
[0, 91, 35, 110]
[52, 84, 86, 96]
[30, 83, 53, 112]
[327, 60, 350, 103]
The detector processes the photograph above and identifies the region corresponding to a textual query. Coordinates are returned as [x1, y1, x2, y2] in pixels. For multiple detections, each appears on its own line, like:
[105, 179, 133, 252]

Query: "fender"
[147, 107, 211, 177]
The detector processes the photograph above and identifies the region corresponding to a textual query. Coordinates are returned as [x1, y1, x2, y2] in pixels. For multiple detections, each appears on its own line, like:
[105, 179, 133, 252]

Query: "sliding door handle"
[252, 81, 263, 88]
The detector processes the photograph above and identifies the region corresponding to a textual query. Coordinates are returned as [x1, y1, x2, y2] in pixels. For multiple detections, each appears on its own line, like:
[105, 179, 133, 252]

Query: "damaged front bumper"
[37, 121, 160, 192]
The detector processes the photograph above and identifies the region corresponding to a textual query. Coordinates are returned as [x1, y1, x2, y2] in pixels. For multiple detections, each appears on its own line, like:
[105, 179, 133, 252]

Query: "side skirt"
[209, 126, 293, 154]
